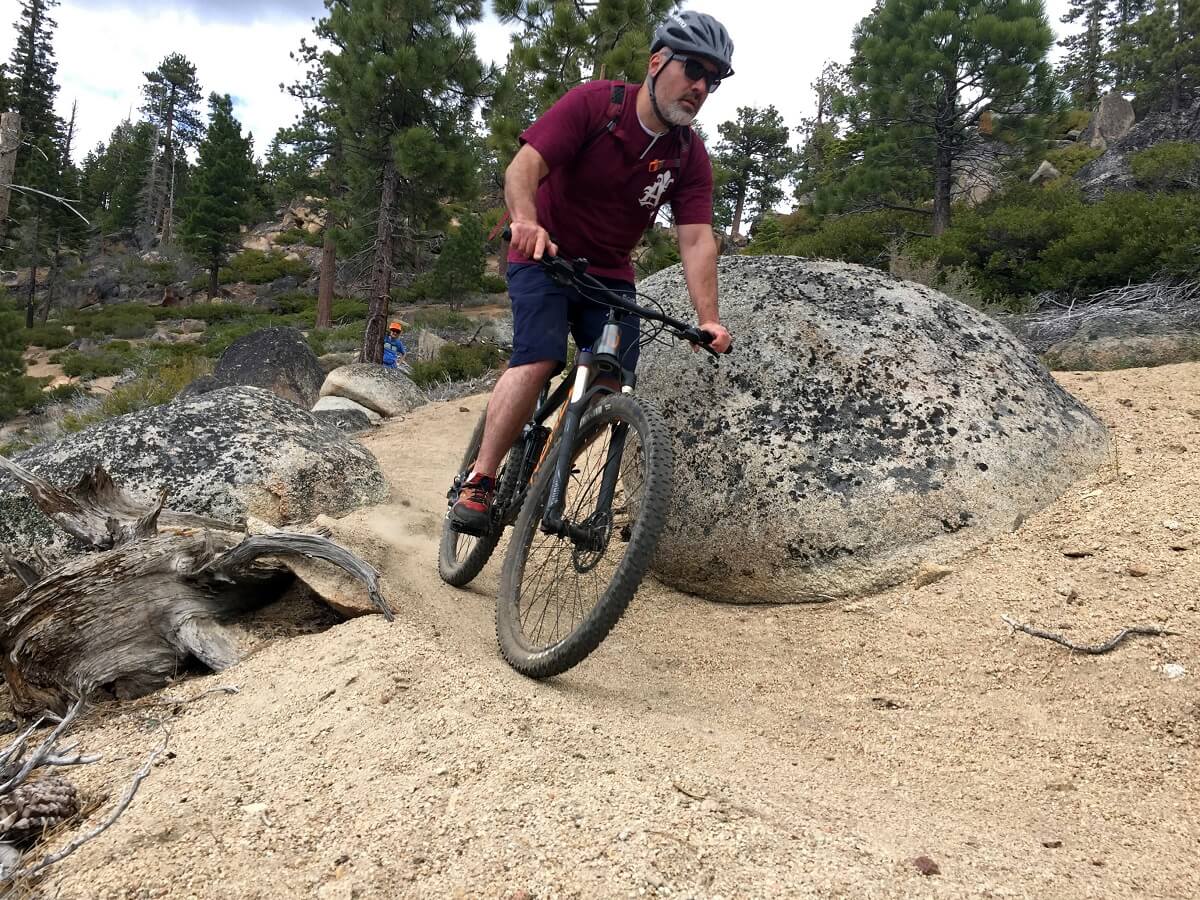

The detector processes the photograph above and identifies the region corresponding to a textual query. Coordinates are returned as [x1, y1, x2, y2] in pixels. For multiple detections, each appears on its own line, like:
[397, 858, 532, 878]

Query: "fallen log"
[0, 456, 392, 717]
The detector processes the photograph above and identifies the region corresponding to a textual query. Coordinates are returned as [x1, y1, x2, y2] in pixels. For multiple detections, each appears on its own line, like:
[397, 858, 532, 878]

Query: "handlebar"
[501, 227, 731, 357]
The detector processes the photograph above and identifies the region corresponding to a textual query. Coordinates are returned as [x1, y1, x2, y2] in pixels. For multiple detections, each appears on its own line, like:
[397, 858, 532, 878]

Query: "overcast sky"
[1, 0, 1074, 163]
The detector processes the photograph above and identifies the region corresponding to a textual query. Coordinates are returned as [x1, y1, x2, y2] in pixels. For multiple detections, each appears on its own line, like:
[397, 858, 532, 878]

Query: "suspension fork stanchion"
[541, 351, 594, 534]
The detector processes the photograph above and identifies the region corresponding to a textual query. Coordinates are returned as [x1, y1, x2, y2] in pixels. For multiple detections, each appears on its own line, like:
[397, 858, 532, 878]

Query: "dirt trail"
[35, 364, 1200, 899]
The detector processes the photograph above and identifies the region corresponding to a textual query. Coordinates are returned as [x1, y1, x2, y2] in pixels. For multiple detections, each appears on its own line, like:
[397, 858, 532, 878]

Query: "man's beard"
[661, 97, 698, 127]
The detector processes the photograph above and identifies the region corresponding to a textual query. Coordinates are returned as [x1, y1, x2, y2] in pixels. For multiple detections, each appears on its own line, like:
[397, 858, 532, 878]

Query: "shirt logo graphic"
[639, 170, 674, 209]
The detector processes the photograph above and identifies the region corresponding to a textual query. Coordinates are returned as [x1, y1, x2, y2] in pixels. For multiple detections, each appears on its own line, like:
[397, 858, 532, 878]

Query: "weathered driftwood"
[0, 457, 392, 717]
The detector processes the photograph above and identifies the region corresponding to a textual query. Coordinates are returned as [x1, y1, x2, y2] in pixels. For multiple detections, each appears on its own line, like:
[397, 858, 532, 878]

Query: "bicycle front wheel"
[496, 394, 673, 678]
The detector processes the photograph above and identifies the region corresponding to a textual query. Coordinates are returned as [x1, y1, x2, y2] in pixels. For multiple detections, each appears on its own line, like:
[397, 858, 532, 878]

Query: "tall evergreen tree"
[488, 0, 676, 165]
[1121, 1, 1199, 112]
[713, 106, 795, 238]
[7, 0, 65, 324]
[7, 0, 61, 148]
[178, 94, 256, 299]
[315, 0, 489, 363]
[81, 120, 156, 233]
[140, 53, 204, 244]
[1106, 0, 1152, 90]
[1058, 0, 1111, 106]
[847, 0, 1054, 235]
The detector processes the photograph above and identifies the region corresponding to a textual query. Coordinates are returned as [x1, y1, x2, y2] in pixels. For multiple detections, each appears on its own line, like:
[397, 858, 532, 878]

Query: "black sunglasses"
[672, 54, 722, 93]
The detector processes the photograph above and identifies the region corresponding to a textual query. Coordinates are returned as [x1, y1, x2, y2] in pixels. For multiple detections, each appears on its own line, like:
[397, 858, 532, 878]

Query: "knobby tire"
[496, 394, 672, 678]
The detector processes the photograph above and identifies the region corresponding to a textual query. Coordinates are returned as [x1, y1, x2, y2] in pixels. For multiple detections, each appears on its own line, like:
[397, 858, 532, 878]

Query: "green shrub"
[61, 356, 213, 432]
[410, 343, 506, 387]
[479, 273, 507, 293]
[225, 249, 312, 285]
[58, 346, 136, 379]
[756, 208, 925, 268]
[1059, 108, 1092, 134]
[409, 307, 474, 331]
[308, 321, 365, 356]
[138, 259, 178, 284]
[912, 184, 1200, 304]
[21, 322, 73, 350]
[155, 302, 258, 324]
[1129, 142, 1200, 190]
[1044, 143, 1102, 178]
[273, 229, 304, 245]
[65, 304, 157, 340]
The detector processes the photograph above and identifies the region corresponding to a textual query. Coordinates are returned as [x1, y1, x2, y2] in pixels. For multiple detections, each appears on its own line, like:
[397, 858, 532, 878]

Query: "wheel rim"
[515, 420, 647, 651]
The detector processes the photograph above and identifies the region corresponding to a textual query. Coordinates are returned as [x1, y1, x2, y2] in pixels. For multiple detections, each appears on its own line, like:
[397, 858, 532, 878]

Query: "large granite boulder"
[0, 387, 388, 567]
[1042, 313, 1200, 370]
[319, 363, 423, 418]
[635, 256, 1110, 604]
[1078, 93, 1136, 151]
[179, 326, 325, 408]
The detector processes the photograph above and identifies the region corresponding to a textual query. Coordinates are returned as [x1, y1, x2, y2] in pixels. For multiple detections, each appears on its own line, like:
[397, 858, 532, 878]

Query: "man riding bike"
[450, 10, 735, 536]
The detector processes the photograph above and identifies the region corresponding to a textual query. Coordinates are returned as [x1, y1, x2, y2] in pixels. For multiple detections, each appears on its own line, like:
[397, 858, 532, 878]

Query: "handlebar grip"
[501, 227, 512, 242]
[696, 328, 733, 355]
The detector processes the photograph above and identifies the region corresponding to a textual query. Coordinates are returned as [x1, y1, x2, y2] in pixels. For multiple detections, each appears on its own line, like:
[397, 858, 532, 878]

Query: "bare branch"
[4, 722, 169, 883]
[1001, 615, 1178, 655]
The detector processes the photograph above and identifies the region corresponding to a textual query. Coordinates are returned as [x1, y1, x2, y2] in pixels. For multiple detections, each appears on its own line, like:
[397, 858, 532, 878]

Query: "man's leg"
[471, 359, 557, 476]
[449, 264, 568, 535]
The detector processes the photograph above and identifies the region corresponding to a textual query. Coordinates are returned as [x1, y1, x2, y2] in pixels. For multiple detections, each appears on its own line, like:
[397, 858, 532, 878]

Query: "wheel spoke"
[513, 414, 648, 652]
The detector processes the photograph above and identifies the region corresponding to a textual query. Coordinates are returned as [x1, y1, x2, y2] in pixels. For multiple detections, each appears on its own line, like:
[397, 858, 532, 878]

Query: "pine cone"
[0, 776, 80, 844]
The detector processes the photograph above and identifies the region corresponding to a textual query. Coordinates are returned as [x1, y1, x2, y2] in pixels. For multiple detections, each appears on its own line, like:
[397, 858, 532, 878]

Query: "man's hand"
[508, 220, 558, 261]
[696, 320, 732, 353]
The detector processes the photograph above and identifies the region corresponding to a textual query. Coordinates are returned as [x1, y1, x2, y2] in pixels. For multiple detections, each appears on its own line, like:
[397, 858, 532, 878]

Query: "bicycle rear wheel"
[496, 394, 672, 677]
[438, 409, 523, 587]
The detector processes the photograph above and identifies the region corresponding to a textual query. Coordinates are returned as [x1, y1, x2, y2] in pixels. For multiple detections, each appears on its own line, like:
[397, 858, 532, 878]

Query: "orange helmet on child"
[388, 321, 403, 332]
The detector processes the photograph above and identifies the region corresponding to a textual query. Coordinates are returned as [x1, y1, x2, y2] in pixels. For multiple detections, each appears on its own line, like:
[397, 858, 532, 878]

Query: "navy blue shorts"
[507, 263, 641, 374]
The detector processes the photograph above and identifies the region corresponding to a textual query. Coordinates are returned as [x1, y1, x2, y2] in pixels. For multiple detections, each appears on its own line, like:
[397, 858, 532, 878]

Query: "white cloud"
[1, 0, 1076, 164]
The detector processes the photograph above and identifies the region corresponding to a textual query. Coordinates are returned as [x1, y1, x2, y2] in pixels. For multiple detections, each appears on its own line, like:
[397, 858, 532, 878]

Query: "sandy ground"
[18, 363, 1200, 899]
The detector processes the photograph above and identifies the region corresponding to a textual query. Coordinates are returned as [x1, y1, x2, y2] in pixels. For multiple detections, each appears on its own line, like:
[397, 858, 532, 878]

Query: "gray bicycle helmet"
[651, 11, 735, 78]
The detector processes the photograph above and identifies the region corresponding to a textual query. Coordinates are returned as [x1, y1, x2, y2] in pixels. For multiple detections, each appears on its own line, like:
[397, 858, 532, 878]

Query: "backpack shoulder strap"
[579, 82, 627, 155]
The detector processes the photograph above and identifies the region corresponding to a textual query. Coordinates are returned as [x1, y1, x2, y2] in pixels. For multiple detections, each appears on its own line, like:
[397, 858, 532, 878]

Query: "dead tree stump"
[0, 455, 392, 717]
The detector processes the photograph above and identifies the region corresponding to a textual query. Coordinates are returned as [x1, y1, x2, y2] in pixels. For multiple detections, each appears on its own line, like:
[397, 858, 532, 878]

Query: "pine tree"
[7, 0, 66, 324]
[495, 0, 675, 105]
[429, 213, 486, 304]
[488, 0, 676, 163]
[1058, 0, 1111, 106]
[140, 53, 204, 244]
[713, 106, 794, 239]
[178, 94, 256, 299]
[1107, 0, 1152, 90]
[847, 0, 1054, 235]
[315, 0, 489, 363]
[1121, 1, 1199, 113]
[7, 0, 61, 149]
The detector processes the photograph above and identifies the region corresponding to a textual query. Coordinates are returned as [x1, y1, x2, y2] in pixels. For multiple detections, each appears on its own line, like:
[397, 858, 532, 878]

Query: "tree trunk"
[40, 244, 60, 324]
[316, 229, 336, 330]
[932, 138, 953, 237]
[159, 97, 177, 243]
[362, 159, 399, 364]
[0, 111, 21, 252]
[0, 456, 392, 718]
[24, 210, 40, 329]
[731, 188, 747, 239]
[208, 254, 219, 299]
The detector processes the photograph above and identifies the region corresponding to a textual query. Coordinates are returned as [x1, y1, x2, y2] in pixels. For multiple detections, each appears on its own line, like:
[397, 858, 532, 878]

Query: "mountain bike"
[438, 239, 728, 678]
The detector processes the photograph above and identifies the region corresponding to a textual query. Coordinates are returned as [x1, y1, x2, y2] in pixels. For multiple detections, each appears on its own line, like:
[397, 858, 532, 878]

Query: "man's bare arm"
[677, 223, 730, 352]
[504, 144, 557, 259]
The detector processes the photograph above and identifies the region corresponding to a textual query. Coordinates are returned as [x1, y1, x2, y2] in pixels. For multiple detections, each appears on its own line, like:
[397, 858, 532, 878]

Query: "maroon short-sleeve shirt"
[509, 80, 714, 282]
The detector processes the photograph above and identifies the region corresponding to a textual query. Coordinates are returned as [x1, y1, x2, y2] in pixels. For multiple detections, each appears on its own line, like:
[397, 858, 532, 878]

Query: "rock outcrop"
[1078, 93, 1136, 151]
[1076, 98, 1200, 199]
[635, 256, 1110, 604]
[0, 387, 388, 567]
[178, 326, 325, 408]
[319, 363, 424, 418]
